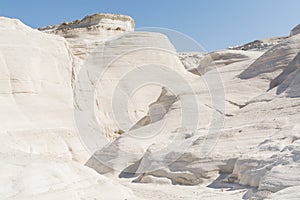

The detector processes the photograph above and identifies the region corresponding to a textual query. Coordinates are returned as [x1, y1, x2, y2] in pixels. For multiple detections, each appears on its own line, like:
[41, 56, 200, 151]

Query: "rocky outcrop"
[290, 24, 300, 37]
[40, 13, 134, 61]
[228, 37, 287, 51]
[179, 52, 205, 74]
[179, 50, 260, 76]
[39, 13, 134, 32]
[239, 34, 300, 79]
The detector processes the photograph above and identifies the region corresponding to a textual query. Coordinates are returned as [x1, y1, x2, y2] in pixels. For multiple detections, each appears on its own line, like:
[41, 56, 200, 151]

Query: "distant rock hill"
[228, 36, 288, 51]
[39, 13, 135, 32]
[39, 14, 135, 61]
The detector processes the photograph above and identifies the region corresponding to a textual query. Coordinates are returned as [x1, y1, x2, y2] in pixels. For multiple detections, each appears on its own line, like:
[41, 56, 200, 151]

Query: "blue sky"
[1, 0, 300, 51]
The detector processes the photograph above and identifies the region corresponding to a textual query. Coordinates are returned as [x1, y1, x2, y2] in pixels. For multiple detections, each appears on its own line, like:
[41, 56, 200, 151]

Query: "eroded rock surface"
[0, 15, 141, 200]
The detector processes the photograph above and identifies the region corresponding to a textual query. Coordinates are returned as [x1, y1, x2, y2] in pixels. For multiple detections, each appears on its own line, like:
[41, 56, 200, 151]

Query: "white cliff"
[0, 16, 87, 162]
[0, 16, 140, 200]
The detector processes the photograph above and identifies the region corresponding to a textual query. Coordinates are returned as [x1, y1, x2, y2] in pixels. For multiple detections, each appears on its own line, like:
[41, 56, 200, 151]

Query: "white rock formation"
[271, 51, 300, 97]
[228, 37, 287, 51]
[179, 50, 259, 75]
[239, 34, 300, 79]
[0, 16, 87, 162]
[101, 27, 300, 199]
[266, 186, 300, 200]
[0, 153, 139, 200]
[0, 16, 140, 200]
[41, 14, 196, 141]
[179, 52, 205, 74]
[39, 13, 134, 61]
[1, 13, 300, 200]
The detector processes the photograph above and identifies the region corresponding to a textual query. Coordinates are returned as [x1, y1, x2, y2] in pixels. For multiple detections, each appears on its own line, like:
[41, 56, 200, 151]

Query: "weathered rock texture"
[0, 15, 140, 200]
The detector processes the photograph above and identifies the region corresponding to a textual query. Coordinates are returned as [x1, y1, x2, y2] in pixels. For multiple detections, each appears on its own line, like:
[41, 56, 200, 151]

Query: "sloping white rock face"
[0, 16, 87, 162]
[92, 31, 196, 139]
[266, 186, 300, 200]
[270, 51, 300, 97]
[82, 31, 200, 172]
[1, 153, 139, 200]
[0, 16, 140, 200]
[290, 24, 300, 36]
[41, 14, 186, 141]
[239, 34, 300, 79]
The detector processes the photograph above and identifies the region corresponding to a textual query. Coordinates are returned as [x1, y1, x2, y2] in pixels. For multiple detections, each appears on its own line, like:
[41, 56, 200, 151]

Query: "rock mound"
[39, 13, 134, 33]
